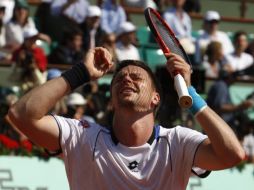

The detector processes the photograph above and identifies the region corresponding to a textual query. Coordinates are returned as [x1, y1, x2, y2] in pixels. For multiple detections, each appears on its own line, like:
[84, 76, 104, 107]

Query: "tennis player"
[8, 47, 245, 190]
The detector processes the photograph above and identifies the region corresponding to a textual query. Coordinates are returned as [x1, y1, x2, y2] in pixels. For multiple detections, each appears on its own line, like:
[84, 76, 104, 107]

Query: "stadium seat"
[138, 47, 145, 61]
[36, 40, 51, 56]
[136, 26, 151, 46]
[144, 48, 166, 71]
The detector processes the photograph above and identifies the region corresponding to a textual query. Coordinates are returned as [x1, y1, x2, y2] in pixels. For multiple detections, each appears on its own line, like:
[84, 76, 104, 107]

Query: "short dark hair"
[111, 60, 162, 116]
[233, 31, 247, 44]
[62, 27, 83, 45]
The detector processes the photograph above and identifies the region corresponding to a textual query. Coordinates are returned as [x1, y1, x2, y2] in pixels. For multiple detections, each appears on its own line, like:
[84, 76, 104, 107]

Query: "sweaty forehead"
[117, 65, 149, 76]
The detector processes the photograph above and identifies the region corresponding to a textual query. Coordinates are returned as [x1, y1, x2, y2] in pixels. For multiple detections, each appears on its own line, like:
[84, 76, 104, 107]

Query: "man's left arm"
[166, 53, 245, 171]
[193, 107, 245, 170]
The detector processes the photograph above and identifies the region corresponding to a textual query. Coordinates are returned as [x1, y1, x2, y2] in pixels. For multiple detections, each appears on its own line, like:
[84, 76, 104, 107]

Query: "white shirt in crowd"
[53, 115, 208, 190]
[242, 133, 254, 159]
[195, 30, 234, 63]
[0, 27, 6, 47]
[163, 7, 192, 39]
[50, 0, 89, 24]
[116, 42, 140, 62]
[224, 52, 253, 72]
[5, 17, 38, 45]
[0, 0, 15, 24]
[202, 60, 221, 78]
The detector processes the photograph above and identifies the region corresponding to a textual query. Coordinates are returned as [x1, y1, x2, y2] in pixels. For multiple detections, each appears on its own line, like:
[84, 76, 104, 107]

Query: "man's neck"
[112, 110, 155, 147]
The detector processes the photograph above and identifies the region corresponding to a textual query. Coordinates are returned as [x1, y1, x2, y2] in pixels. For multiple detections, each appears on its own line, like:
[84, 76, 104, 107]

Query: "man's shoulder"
[79, 119, 109, 134]
[159, 125, 188, 137]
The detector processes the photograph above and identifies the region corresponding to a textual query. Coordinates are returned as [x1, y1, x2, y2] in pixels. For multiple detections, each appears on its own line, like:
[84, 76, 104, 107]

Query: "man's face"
[235, 34, 248, 52]
[70, 35, 83, 51]
[205, 20, 219, 34]
[111, 65, 159, 112]
[120, 31, 136, 45]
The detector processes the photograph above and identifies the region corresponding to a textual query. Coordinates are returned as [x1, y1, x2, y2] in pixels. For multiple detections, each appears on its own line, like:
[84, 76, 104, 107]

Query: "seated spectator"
[47, 68, 68, 115]
[101, 33, 117, 69]
[48, 27, 84, 65]
[122, 0, 157, 9]
[12, 29, 48, 72]
[202, 41, 223, 78]
[115, 21, 140, 62]
[80, 5, 104, 53]
[0, 0, 15, 24]
[206, 70, 253, 134]
[163, 0, 195, 54]
[64, 92, 95, 122]
[183, 0, 201, 14]
[50, 0, 89, 25]
[195, 11, 234, 63]
[224, 31, 253, 73]
[101, 0, 127, 34]
[0, 2, 12, 63]
[0, 3, 6, 44]
[11, 29, 47, 93]
[242, 124, 254, 163]
[5, 0, 51, 51]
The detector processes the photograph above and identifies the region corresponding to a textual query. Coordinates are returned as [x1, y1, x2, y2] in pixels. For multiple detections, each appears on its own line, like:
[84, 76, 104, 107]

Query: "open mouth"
[119, 87, 137, 94]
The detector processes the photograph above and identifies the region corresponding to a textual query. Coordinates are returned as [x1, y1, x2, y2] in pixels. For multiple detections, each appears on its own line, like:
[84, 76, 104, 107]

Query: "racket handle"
[174, 74, 193, 108]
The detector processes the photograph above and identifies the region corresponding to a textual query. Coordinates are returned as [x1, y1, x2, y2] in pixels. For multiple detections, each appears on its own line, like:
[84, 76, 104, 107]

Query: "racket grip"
[174, 74, 193, 108]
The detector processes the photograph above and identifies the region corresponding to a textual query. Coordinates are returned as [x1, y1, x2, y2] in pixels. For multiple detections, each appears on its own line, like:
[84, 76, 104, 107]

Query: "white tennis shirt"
[53, 116, 208, 190]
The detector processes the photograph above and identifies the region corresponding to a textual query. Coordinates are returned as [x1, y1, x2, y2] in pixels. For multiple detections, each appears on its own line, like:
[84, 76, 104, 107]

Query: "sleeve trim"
[44, 115, 63, 156]
[191, 138, 211, 178]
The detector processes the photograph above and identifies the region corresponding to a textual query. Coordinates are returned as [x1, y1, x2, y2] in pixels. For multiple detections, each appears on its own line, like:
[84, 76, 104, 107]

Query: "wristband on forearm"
[188, 86, 207, 116]
[61, 62, 90, 91]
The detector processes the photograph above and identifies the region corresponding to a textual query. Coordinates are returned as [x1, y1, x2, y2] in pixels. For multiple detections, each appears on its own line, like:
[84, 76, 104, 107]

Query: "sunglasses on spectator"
[207, 20, 219, 24]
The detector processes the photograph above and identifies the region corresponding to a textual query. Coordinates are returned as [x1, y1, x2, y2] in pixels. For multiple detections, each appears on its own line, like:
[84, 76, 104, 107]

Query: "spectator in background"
[122, 0, 157, 9]
[206, 70, 253, 135]
[195, 11, 234, 64]
[0, 2, 7, 47]
[0, 2, 12, 63]
[48, 27, 84, 65]
[5, 0, 51, 51]
[163, 0, 195, 54]
[183, 0, 201, 14]
[80, 5, 104, 53]
[11, 29, 47, 94]
[47, 68, 68, 116]
[50, 0, 89, 25]
[202, 41, 223, 78]
[12, 29, 48, 73]
[115, 21, 140, 62]
[246, 40, 254, 58]
[224, 31, 253, 74]
[242, 122, 254, 163]
[101, 0, 127, 34]
[64, 92, 96, 123]
[0, 0, 15, 24]
[101, 33, 117, 68]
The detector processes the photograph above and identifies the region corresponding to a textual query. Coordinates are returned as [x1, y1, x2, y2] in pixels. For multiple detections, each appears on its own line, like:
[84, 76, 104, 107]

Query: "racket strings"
[151, 13, 189, 63]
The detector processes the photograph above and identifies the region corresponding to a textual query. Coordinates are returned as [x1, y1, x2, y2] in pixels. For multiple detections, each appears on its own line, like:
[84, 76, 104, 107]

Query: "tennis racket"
[144, 7, 193, 109]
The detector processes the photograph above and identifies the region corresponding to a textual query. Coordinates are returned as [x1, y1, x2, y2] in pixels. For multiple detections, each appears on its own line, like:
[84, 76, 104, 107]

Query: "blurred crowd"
[0, 0, 254, 163]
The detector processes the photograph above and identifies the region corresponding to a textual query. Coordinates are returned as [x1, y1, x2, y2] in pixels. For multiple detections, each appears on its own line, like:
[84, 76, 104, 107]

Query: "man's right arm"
[8, 47, 113, 152]
[8, 77, 71, 151]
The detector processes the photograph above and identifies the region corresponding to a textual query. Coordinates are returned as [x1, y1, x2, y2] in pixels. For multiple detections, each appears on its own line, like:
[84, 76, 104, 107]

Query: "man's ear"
[151, 92, 160, 106]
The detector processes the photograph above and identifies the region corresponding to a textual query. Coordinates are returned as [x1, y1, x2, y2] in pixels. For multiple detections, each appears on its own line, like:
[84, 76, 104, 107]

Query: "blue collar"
[111, 125, 160, 145]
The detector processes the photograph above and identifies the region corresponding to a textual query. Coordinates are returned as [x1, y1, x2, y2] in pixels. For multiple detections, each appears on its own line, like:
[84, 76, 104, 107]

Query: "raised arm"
[8, 47, 113, 151]
[166, 53, 245, 170]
